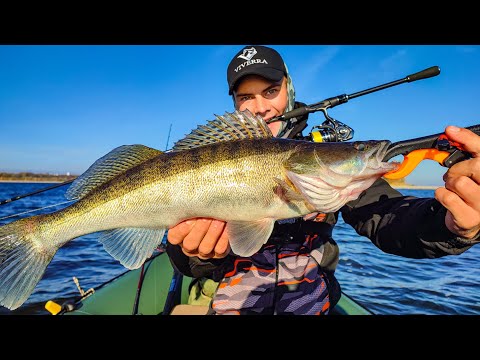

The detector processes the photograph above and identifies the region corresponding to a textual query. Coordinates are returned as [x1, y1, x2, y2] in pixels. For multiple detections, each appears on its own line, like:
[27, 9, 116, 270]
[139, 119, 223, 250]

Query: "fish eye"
[353, 142, 366, 151]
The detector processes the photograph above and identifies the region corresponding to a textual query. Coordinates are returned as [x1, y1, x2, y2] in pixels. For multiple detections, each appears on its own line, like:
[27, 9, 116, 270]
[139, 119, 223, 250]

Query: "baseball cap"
[227, 45, 287, 95]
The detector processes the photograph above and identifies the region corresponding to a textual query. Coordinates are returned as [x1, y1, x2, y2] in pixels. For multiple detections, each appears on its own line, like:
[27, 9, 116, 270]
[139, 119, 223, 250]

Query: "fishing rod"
[165, 123, 173, 151]
[269, 66, 441, 143]
[0, 179, 74, 206]
[1, 124, 176, 207]
[0, 66, 440, 207]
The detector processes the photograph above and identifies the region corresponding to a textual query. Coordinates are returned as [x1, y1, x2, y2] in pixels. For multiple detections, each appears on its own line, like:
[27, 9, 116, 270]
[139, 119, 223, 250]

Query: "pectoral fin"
[226, 219, 276, 257]
[273, 177, 306, 203]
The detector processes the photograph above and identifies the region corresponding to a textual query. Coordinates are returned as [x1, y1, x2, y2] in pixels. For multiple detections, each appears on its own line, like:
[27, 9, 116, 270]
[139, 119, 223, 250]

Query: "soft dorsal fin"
[172, 109, 272, 151]
[66, 144, 162, 200]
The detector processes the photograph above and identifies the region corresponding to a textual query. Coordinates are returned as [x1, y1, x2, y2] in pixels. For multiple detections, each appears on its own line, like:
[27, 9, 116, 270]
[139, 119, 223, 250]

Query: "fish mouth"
[369, 141, 401, 174]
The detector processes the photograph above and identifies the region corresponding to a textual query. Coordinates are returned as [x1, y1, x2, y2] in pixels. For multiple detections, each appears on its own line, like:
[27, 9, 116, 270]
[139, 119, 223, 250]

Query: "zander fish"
[0, 110, 398, 310]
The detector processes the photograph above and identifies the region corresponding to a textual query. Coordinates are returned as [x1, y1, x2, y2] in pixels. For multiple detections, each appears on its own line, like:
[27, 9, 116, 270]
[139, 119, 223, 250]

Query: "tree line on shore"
[0, 172, 78, 182]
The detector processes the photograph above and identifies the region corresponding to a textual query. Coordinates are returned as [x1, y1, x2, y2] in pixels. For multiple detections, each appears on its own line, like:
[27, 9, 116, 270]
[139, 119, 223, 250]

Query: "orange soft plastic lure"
[384, 148, 453, 179]
[382, 130, 474, 180]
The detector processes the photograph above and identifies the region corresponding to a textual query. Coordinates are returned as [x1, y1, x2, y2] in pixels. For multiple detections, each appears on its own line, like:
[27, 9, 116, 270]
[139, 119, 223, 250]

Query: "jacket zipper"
[273, 244, 279, 315]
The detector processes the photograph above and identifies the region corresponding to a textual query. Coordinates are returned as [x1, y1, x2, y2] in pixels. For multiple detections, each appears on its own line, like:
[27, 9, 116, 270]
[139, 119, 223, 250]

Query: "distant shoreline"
[392, 185, 440, 190]
[0, 173, 76, 184]
[0, 180, 69, 184]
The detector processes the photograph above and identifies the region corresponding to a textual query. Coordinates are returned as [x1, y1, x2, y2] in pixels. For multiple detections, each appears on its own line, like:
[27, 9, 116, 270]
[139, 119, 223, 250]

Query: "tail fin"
[0, 220, 56, 310]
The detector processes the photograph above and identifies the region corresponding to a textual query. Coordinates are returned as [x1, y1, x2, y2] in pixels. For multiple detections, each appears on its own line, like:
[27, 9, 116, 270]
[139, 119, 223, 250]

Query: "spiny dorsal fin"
[66, 144, 162, 200]
[172, 109, 272, 151]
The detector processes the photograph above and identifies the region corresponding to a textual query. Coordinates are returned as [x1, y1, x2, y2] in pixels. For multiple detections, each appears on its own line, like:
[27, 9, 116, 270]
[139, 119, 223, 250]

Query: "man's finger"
[182, 218, 213, 253]
[167, 219, 196, 245]
[181, 247, 200, 257]
[444, 173, 480, 210]
[444, 157, 480, 184]
[435, 187, 480, 231]
[444, 126, 480, 157]
[197, 219, 226, 258]
[214, 228, 231, 258]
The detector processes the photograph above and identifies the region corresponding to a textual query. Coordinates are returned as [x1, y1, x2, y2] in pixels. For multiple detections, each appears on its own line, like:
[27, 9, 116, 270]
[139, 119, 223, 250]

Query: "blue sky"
[1, 45, 479, 186]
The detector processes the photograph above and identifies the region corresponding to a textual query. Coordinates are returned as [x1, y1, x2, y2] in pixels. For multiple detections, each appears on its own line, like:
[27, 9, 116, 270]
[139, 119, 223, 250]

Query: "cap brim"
[229, 68, 285, 95]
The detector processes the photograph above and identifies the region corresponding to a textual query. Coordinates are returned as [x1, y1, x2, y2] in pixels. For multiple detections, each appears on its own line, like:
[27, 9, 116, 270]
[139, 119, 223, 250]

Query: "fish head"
[316, 140, 399, 180]
[284, 140, 400, 213]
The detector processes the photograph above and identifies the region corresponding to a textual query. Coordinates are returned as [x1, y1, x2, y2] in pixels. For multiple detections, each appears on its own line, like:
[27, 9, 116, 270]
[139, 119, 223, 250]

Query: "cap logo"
[234, 47, 268, 73]
[237, 47, 257, 61]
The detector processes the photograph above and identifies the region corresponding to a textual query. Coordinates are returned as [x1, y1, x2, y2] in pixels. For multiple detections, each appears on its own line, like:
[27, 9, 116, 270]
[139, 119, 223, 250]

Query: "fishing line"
[0, 179, 74, 206]
[0, 200, 75, 221]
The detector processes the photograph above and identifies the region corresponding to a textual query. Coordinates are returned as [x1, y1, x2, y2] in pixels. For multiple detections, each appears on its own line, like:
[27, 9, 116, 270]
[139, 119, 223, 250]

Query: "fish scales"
[0, 110, 398, 310]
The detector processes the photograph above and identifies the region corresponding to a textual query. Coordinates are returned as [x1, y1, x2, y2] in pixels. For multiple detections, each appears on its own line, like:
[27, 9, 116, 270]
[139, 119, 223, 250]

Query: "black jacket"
[166, 103, 480, 281]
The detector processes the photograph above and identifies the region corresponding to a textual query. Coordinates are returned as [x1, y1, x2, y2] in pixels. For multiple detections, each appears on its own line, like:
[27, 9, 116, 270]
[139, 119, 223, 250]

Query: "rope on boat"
[73, 276, 95, 299]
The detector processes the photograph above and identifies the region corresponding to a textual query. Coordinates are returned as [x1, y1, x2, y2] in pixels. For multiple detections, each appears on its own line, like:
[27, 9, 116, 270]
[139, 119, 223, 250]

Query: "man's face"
[233, 75, 288, 136]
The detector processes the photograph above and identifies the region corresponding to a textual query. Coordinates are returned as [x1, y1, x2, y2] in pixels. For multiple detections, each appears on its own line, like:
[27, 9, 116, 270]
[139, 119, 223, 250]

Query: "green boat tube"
[47, 251, 372, 316]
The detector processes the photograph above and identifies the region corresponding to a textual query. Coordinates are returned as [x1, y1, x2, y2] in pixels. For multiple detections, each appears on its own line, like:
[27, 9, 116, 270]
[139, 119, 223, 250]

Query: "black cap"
[227, 45, 287, 95]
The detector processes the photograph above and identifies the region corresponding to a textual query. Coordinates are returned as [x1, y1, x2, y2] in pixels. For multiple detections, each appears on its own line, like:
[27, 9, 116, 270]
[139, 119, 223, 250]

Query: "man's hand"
[435, 126, 480, 239]
[167, 218, 230, 259]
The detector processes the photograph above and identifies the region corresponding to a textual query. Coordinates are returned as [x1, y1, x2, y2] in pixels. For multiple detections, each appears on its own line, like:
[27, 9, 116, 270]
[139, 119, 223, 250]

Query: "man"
[166, 45, 480, 315]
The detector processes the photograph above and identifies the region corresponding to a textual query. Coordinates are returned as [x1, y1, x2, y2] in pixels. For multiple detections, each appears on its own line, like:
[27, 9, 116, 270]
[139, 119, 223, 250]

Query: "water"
[335, 188, 480, 315]
[0, 183, 479, 315]
[0, 183, 127, 315]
